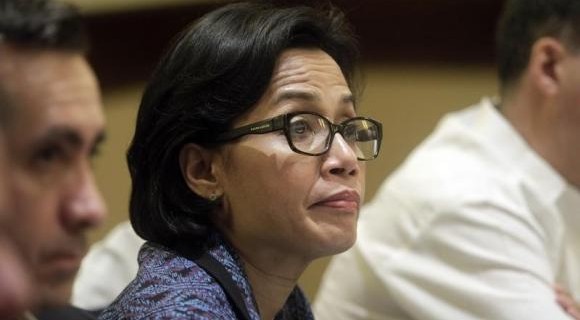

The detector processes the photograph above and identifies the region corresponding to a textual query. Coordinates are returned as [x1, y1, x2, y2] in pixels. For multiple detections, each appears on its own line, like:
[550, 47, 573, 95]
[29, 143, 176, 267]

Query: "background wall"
[80, 0, 503, 302]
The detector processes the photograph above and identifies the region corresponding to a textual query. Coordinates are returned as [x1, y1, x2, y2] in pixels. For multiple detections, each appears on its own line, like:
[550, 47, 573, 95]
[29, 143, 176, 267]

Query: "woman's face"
[215, 48, 365, 262]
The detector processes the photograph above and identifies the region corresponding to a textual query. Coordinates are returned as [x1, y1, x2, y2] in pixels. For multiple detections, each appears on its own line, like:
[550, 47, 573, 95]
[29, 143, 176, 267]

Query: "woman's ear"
[179, 143, 221, 199]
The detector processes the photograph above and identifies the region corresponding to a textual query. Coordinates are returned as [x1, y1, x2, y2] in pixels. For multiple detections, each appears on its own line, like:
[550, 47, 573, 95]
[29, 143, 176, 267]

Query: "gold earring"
[208, 190, 223, 201]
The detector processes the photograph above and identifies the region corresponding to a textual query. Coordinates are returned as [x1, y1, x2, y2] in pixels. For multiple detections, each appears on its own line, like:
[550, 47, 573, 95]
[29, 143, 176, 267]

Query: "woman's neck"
[237, 248, 309, 320]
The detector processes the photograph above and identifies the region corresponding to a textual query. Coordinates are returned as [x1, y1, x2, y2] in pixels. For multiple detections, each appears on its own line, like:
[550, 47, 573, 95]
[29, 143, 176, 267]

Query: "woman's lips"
[311, 190, 360, 212]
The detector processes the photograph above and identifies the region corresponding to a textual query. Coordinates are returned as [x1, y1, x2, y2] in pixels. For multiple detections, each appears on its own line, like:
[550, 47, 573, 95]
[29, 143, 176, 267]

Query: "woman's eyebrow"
[342, 93, 356, 108]
[273, 89, 319, 105]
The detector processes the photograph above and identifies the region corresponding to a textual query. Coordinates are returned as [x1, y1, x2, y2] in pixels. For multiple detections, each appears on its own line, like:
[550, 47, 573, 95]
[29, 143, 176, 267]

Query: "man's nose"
[62, 167, 107, 231]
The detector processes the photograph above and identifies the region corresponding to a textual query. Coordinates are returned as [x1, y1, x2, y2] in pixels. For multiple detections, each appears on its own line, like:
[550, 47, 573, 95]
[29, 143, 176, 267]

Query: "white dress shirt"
[314, 98, 580, 320]
[72, 221, 144, 310]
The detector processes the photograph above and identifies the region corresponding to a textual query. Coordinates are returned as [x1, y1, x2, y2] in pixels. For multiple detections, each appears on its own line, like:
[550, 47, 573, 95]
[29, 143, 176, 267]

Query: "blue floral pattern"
[99, 235, 314, 320]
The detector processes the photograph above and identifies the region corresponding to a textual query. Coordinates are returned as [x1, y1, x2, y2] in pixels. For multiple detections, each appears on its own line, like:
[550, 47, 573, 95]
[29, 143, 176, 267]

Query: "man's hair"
[0, 0, 87, 51]
[0, 0, 88, 126]
[128, 2, 360, 249]
[496, 0, 580, 90]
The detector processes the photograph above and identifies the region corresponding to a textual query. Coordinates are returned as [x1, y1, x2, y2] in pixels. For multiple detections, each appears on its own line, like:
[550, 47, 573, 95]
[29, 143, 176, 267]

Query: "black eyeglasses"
[215, 111, 383, 161]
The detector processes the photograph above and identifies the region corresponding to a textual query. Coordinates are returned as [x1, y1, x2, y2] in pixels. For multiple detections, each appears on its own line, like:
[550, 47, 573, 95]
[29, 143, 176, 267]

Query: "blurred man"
[0, 0, 107, 319]
[0, 104, 31, 319]
[315, 0, 580, 319]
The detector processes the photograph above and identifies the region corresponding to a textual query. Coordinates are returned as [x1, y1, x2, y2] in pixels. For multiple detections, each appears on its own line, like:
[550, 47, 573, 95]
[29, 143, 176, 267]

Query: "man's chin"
[34, 277, 75, 311]
[0, 242, 32, 318]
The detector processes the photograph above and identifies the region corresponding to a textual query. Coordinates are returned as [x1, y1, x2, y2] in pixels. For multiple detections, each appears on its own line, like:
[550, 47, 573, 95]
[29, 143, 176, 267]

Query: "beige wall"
[92, 62, 498, 300]
[92, 85, 143, 241]
[67, 0, 223, 14]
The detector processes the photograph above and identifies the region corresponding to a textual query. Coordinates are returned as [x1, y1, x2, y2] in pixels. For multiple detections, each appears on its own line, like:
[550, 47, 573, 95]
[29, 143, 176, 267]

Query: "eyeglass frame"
[213, 111, 383, 161]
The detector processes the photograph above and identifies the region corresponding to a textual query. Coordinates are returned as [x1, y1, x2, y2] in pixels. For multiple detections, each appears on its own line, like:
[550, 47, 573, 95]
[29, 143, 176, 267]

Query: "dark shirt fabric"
[35, 305, 96, 320]
[99, 233, 314, 320]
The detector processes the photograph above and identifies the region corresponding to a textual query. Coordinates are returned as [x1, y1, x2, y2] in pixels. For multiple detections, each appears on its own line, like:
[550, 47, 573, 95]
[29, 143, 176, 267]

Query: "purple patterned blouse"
[98, 234, 314, 320]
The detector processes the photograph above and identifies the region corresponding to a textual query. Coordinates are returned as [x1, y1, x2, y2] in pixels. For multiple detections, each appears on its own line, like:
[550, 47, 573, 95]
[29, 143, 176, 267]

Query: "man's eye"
[36, 146, 61, 162]
[32, 144, 67, 167]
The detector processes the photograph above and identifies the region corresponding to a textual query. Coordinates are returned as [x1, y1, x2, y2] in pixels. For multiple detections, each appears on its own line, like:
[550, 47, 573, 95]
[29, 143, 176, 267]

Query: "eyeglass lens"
[287, 113, 380, 159]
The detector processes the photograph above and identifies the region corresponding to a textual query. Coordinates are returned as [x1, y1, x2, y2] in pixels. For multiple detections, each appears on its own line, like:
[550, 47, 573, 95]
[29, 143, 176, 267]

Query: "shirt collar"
[19, 312, 38, 320]
[556, 183, 580, 229]
[474, 97, 570, 206]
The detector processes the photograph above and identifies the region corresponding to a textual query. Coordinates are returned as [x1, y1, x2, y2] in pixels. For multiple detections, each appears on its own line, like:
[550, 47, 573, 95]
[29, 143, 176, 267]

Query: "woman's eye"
[290, 120, 310, 135]
[343, 125, 357, 140]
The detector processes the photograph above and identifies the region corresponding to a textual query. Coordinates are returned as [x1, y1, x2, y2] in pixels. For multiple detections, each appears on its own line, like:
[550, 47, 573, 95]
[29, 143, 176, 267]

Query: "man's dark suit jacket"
[35, 306, 96, 320]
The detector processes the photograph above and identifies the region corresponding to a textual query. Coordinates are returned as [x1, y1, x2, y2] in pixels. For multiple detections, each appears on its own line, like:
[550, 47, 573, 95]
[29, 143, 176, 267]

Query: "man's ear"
[529, 37, 567, 96]
[179, 143, 221, 198]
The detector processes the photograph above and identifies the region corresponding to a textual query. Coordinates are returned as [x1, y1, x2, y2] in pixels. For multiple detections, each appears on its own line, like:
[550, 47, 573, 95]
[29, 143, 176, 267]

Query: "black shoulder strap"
[175, 245, 252, 320]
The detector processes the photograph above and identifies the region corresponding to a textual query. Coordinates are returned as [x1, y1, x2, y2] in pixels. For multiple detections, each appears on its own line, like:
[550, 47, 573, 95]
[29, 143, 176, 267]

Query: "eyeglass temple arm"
[214, 115, 286, 142]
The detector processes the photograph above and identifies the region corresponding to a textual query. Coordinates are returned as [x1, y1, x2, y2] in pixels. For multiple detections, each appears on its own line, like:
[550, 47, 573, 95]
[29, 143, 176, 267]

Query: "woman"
[100, 2, 382, 319]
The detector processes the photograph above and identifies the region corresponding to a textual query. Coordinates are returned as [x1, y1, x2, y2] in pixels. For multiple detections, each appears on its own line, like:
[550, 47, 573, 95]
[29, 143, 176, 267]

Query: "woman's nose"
[321, 133, 360, 177]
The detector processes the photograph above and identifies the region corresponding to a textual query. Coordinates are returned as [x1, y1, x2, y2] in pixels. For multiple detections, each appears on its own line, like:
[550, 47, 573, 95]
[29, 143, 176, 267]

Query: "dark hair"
[496, 0, 580, 91]
[0, 0, 88, 126]
[0, 0, 87, 51]
[128, 2, 360, 248]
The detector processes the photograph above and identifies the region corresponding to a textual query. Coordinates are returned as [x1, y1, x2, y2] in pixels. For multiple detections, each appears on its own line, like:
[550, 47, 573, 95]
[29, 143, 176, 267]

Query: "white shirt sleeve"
[369, 201, 571, 320]
[71, 221, 145, 310]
